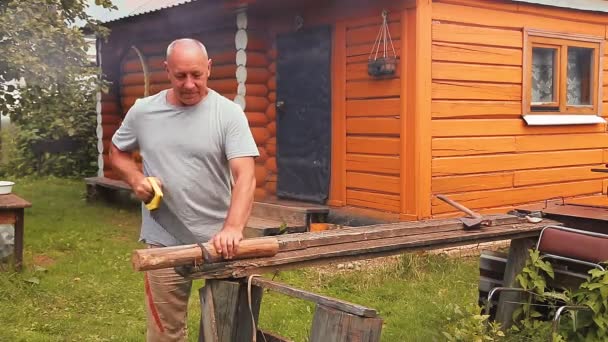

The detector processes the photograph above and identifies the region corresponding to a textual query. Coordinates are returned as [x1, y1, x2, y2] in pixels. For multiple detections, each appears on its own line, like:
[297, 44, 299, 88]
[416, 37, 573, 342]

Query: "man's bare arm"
[211, 156, 256, 259]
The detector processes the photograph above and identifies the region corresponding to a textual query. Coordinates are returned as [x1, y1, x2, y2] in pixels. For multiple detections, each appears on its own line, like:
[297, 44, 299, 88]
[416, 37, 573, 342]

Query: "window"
[524, 29, 604, 123]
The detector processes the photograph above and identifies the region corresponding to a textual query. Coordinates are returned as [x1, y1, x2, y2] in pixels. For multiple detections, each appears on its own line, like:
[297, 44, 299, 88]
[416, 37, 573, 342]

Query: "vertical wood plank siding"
[430, 0, 608, 215]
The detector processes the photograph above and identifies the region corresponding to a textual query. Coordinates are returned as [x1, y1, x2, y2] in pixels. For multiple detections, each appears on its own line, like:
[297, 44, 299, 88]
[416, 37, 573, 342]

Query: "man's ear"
[207, 59, 212, 76]
[164, 61, 170, 75]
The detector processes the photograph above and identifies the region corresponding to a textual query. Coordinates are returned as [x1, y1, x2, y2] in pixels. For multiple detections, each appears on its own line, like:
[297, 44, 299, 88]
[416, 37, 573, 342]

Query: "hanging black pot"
[368, 56, 397, 77]
[368, 10, 398, 78]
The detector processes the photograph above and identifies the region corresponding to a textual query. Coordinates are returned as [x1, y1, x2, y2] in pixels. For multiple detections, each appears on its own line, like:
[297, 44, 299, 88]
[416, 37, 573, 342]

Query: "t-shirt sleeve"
[111, 104, 139, 152]
[225, 106, 260, 160]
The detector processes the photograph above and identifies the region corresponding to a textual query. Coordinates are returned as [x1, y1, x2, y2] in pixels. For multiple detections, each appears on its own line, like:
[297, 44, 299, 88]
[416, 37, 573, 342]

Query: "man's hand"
[211, 226, 243, 259]
[132, 176, 163, 204]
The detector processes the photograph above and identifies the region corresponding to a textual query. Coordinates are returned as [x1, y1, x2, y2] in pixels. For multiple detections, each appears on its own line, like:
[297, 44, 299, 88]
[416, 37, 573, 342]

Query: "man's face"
[165, 50, 211, 106]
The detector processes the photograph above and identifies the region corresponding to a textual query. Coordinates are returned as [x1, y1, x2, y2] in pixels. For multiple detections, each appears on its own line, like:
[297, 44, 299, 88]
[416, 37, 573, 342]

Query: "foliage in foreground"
[0, 0, 115, 177]
[442, 248, 608, 341]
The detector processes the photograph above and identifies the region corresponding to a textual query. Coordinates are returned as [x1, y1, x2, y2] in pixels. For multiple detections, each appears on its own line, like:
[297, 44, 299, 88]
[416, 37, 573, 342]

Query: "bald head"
[164, 38, 212, 106]
[166, 38, 208, 61]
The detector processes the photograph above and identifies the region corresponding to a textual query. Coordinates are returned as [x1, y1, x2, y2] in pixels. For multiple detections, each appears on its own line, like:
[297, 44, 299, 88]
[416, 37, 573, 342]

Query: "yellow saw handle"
[145, 177, 163, 211]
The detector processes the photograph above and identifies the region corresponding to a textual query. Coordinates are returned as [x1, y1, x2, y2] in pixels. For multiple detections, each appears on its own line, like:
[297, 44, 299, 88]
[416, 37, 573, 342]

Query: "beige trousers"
[144, 245, 193, 342]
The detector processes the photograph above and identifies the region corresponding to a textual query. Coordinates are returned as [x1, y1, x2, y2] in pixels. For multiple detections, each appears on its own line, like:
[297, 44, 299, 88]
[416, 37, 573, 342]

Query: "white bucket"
[0, 181, 14, 195]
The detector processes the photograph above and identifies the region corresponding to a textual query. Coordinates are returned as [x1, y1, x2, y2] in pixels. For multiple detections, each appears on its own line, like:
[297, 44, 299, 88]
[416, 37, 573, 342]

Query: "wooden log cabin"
[94, 0, 608, 221]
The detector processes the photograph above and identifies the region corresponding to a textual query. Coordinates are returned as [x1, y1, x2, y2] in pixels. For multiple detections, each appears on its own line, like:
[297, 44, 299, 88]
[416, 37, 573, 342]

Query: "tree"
[0, 0, 115, 177]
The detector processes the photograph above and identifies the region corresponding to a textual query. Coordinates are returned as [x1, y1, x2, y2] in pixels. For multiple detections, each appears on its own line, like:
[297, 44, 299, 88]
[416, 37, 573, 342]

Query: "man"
[109, 38, 259, 341]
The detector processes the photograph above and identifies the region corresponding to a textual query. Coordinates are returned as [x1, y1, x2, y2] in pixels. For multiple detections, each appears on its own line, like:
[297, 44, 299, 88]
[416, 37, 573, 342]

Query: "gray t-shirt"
[112, 89, 259, 246]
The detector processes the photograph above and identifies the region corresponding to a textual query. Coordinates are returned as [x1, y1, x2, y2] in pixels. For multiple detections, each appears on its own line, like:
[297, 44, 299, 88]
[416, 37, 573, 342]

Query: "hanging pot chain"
[369, 10, 397, 61]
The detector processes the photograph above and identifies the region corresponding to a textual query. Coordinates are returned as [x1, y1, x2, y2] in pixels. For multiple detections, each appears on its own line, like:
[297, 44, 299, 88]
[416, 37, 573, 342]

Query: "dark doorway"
[276, 25, 332, 204]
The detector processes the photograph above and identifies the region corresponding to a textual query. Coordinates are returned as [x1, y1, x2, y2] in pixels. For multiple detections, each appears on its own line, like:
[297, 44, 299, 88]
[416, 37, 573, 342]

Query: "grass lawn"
[0, 178, 481, 341]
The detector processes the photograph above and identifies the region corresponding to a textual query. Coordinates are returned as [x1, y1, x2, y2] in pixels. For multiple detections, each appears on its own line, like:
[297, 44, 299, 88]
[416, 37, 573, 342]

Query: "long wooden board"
[193, 220, 554, 279]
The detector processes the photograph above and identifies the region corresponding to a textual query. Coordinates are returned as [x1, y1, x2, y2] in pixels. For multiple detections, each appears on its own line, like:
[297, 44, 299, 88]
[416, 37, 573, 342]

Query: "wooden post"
[495, 237, 536, 329]
[309, 304, 383, 342]
[199, 279, 263, 342]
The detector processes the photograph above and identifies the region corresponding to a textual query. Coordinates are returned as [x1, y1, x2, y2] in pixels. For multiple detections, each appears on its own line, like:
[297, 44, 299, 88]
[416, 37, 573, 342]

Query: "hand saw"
[145, 177, 204, 245]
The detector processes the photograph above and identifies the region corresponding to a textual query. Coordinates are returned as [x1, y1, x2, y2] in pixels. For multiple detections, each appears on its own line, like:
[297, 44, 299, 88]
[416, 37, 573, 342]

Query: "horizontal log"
[432, 81, 521, 101]
[432, 42, 522, 66]
[432, 172, 514, 194]
[346, 189, 400, 212]
[346, 79, 400, 99]
[246, 84, 269, 97]
[346, 154, 400, 175]
[346, 117, 400, 135]
[132, 237, 279, 271]
[246, 112, 268, 127]
[251, 127, 270, 145]
[347, 136, 400, 155]
[246, 52, 269, 67]
[432, 62, 521, 83]
[432, 137, 516, 157]
[347, 98, 401, 117]
[433, 149, 603, 176]
[431, 100, 521, 118]
[346, 172, 400, 194]
[432, 22, 522, 48]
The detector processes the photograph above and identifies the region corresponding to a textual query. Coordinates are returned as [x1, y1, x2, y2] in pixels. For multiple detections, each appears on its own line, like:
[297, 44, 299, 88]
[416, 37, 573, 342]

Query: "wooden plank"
[346, 118, 401, 135]
[347, 137, 400, 155]
[514, 165, 608, 187]
[433, 2, 605, 37]
[310, 305, 383, 342]
[432, 119, 606, 137]
[432, 22, 522, 48]
[346, 172, 400, 194]
[346, 189, 400, 212]
[346, 98, 401, 117]
[417, 0, 433, 219]
[250, 277, 377, 317]
[400, 8, 410, 218]
[432, 81, 521, 101]
[346, 79, 400, 99]
[496, 238, 537, 329]
[432, 99, 519, 118]
[432, 42, 522, 66]
[346, 21, 401, 46]
[432, 137, 516, 157]
[330, 20, 347, 207]
[200, 284, 220, 342]
[516, 134, 608, 152]
[431, 180, 602, 214]
[433, 150, 603, 176]
[192, 220, 552, 279]
[432, 172, 514, 194]
[432, 62, 522, 83]
[347, 61, 400, 81]
[346, 154, 400, 174]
